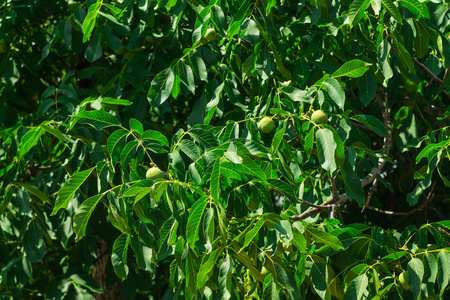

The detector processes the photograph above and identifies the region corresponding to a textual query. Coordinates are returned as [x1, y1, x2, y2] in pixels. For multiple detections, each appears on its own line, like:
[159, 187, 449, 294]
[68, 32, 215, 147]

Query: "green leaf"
[292, 231, 307, 253]
[315, 127, 337, 174]
[392, 32, 416, 74]
[332, 59, 372, 78]
[271, 120, 286, 153]
[262, 280, 280, 300]
[111, 234, 130, 280]
[310, 261, 328, 298]
[348, 0, 371, 28]
[357, 71, 377, 106]
[268, 178, 297, 203]
[23, 221, 47, 262]
[120, 141, 138, 169]
[228, 0, 251, 39]
[323, 78, 345, 110]
[15, 182, 50, 203]
[416, 140, 448, 163]
[351, 115, 388, 137]
[158, 218, 177, 250]
[399, 0, 430, 19]
[279, 86, 313, 103]
[69, 274, 103, 294]
[18, 127, 46, 159]
[176, 59, 195, 94]
[305, 227, 344, 251]
[437, 249, 450, 292]
[82, 0, 102, 42]
[204, 82, 225, 125]
[381, 0, 402, 24]
[414, 21, 430, 58]
[423, 251, 438, 288]
[273, 263, 301, 300]
[73, 194, 104, 241]
[52, 167, 96, 215]
[147, 68, 174, 106]
[407, 257, 424, 299]
[40, 122, 70, 143]
[130, 223, 155, 272]
[210, 158, 221, 201]
[406, 174, 432, 206]
[101, 97, 132, 106]
[129, 118, 143, 136]
[341, 162, 365, 207]
[185, 252, 197, 294]
[178, 139, 201, 161]
[305, 127, 315, 156]
[188, 127, 220, 149]
[197, 247, 223, 288]
[187, 197, 209, 250]
[84, 35, 102, 62]
[219, 255, 232, 299]
[108, 204, 132, 235]
[378, 38, 393, 86]
[372, 283, 394, 300]
[242, 216, 267, 250]
[107, 129, 129, 166]
[343, 274, 369, 300]
[142, 130, 169, 147]
[235, 154, 267, 182]
[322, 124, 345, 166]
[72, 110, 121, 130]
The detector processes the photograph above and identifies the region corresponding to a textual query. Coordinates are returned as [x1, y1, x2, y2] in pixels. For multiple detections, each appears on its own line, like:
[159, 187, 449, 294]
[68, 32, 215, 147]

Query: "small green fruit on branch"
[311, 110, 328, 124]
[399, 272, 410, 290]
[258, 117, 275, 133]
[146, 167, 165, 180]
[201, 28, 221, 44]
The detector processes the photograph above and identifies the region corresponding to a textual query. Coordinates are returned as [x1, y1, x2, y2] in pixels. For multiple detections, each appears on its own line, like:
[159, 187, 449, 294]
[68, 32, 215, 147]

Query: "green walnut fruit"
[399, 272, 410, 290]
[258, 117, 275, 133]
[218, 63, 228, 72]
[201, 28, 220, 44]
[146, 167, 165, 180]
[311, 110, 328, 124]
[0, 40, 9, 54]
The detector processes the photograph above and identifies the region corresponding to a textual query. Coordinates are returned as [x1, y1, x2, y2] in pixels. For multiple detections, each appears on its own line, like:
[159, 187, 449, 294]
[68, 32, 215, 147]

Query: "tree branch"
[365, 182, 436, 216]
[290, 90, 392, 221]
[411, 57, 445, 85]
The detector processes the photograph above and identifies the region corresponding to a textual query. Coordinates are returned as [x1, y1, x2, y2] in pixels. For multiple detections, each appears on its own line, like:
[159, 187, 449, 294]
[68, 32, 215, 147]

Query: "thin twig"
[365, 182, 436, 216]
[361, 177, 378, 213]
[270, 187, 331, 209]
[330, 175, 339, 201]
[290, 90, 392, 221]
[390, 46, 445, 85]
[444, 66, 450, 81]
[411, 57, 445, 85]
[287, 118, 300, 143]
[438, 227, 450, 238]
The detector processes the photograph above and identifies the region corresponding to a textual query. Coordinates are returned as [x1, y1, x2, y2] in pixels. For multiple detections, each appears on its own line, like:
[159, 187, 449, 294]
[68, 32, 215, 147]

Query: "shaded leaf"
[52, 167, 96, 215]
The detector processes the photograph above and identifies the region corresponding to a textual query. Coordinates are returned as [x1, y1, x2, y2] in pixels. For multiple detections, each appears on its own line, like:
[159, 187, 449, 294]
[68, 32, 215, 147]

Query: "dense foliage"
[1, 0, 450, 299]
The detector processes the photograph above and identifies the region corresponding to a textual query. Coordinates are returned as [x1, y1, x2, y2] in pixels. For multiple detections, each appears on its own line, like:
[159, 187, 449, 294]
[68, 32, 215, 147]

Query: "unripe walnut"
[399, 272, 410, 290]
[204, 28, 219, 41]
[146, 167, 165, 180]
[258, 117, 275, 133]
[311, 110, 328, 124]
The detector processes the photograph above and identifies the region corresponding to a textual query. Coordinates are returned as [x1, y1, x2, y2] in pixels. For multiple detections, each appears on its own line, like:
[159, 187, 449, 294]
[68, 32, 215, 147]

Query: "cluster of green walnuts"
[257, 110, 328, 134]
